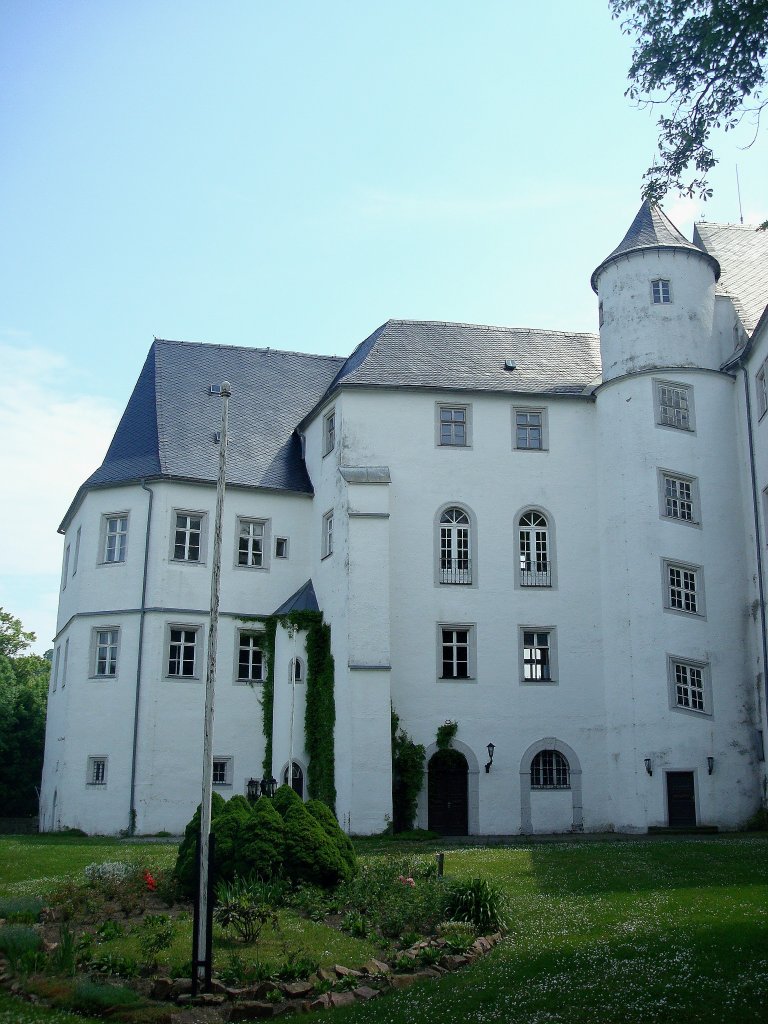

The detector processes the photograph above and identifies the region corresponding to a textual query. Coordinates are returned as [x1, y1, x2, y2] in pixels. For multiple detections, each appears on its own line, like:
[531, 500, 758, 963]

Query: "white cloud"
[0, 344, 120, 578]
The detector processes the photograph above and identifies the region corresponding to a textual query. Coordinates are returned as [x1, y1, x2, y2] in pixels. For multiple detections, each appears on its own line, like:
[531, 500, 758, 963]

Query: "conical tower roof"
[590, 200, 720, 292]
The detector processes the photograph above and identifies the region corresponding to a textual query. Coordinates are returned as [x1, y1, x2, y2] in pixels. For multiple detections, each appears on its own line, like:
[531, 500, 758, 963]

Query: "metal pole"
[196, 381, 231, 989]
[289, 625, 297, 790]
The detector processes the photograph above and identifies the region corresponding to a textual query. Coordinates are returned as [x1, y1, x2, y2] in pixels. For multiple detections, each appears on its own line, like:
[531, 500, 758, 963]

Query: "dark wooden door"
[666, 771, 696, 826]
[428, 750, 468, 836]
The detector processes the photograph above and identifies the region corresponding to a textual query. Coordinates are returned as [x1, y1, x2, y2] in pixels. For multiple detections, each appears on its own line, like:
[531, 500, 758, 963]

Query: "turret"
[591, 202, 721, 381]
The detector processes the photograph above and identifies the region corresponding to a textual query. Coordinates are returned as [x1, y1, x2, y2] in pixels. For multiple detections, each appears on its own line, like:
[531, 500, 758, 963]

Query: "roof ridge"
[153, 337, 345, 362]
[388, 318, 598, 338]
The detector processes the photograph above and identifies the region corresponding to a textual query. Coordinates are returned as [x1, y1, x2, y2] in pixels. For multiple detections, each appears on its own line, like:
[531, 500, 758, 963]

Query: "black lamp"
[707, 756, 714, 775]
[260, 776, 277, 798]
[485, 742, 495, 774]
[644, 757, 653, 776]
[246, 778, 260, 802]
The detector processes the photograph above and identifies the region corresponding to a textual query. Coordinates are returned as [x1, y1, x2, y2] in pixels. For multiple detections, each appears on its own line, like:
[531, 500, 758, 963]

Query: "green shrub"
[213, 877, 279, 943]
[135, 914, 175, 968]
[0, 896, 44, 923]
[445, 877, 506, 933]
[305, 799, 357, 876]
[436, 919, 477, 952]
[274, 949, 320, 981]
[69, 978, 143, 1014]
[271, 783, 303, 817]
[87, 952, 141, 978]
[282, 802, 348, 887]
[50, 923, 77, 975]
[238, 797, 285, 879]
[172, 791, 227, 897]
[0, 924, 43, 970]
[211, 796, 255, 881]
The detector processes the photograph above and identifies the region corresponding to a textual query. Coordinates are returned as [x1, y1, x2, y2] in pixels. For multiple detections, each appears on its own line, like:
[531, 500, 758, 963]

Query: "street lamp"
[261, 777, 277, 798]
[485, 742, 495, 773]
[246, 778, 261, 802]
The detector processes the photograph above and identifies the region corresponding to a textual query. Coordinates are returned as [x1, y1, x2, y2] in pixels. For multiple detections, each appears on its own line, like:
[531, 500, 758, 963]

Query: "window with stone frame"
[173, 512, 204, 562]
[521, 629, 554, 682]
[323, 408, 336, 455]
[439, 507, 471, 584]
[670, 657, 708, 714]
[438, 404, 469, 447]
[87, 756, 108, 786]
[103, 514, 129, 563]
[661, 471, 697, 523]
[655, 381, 693, 431]
[237, 631, 265, 683]
[167, 626, 199, 677]
[519, 510, 551, 586]
[439, 625, 474, 679]
[663, 560, 703, 615]
[530, 749, 570, 788]
[237, 518, 266, 568]
[515, 409, 546, 450]
[651, 278, 672, 304]
[212, 757, 232, 786]
[93, 628, 119, 677]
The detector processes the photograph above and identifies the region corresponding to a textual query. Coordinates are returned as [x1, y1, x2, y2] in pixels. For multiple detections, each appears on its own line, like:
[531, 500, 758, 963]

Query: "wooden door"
[428, 750, 468, 836]
[666, 771, 696, 826]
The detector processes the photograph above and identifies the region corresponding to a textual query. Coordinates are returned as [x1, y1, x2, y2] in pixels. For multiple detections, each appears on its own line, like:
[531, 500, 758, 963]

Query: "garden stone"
[309, 993, 332, 1010]
[390, 973, 419, 989]
[316, 967, 337, 983]
[244, 982, 279, 1000]
[420, 968, 442, 979]
[225, 987, 252, 999]
[353, 986, 379, 1001]
[230, 1000, 277, 1019]
[441, 954, 468, 970]
[281, 981, 314, 998]
[171, 978, 194, 997]
[192, 993, 226, 1006]
[361, 958, 391, 975]
[334, 965, 362, 977]
[329, 991, 356, 1008]
[151, 976, 175, 999]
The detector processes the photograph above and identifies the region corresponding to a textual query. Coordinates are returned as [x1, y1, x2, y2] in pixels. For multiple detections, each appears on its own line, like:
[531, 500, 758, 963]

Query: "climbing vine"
[391, 707, 425, 832]
[436, 719, 458, 750]
[242, 611, 336, 811]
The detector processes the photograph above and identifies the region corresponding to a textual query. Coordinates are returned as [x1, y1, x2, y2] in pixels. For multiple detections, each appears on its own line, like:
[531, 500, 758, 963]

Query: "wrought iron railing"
[520, 563, 551, 587]
[440, 559, 472, 584]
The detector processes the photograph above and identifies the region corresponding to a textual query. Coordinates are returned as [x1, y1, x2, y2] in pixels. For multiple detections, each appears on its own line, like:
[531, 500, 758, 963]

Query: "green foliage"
[337, 855, 447, 940]
[271, 783, 303, 818]
[391, 708, 425, 833]
[274, 948, 320, 981]
[0, 925, 43, 970]
[68, 978, 143, 1014]
[305, 799, 357, 876]
[214, 877, 279, 943]
[610, 0, 768, 202]
[134, 914, 175, 967]
[239, 797, 285, 879]
[435, 720, 458, 750]
[0, 613, 50, 816]
[0, 895, 44, 923]
[436, 920, 477, 953]
[49, 924, 77, 976]
[282, 802, 350, 887]
[172, 791, 227, 897]
[87, 952, 141, 978]
[445, 877, 506, 934]
[211, 795, 256, 882]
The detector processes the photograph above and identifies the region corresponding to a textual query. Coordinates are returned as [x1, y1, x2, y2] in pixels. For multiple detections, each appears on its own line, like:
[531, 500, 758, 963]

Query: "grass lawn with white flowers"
[0, 834, 767, 1023]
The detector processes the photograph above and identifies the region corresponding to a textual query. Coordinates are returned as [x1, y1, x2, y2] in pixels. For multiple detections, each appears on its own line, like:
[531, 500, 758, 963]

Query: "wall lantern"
[644, 757, 653, 776]
[261, 776, 278, 798]
[485, 742, 496, 774]
[246, 778, 261, 802]
[707, 756, 714, 775]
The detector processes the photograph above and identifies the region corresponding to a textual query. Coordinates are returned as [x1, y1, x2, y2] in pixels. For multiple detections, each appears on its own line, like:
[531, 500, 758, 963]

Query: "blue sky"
[1, 0, 766, 652]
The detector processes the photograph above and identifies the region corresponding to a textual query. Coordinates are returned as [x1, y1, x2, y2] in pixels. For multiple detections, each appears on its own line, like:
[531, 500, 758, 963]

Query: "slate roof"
[273, 580, 319, 615]
[693, 221, 768, 335]
[591, 200, 720, 292]
[61, 339, 345, 528]
[325, 320, 602, 398]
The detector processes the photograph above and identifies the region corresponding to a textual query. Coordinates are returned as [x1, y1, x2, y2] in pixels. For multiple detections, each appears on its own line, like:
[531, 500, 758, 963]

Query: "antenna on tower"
[736, 164, 744, 224]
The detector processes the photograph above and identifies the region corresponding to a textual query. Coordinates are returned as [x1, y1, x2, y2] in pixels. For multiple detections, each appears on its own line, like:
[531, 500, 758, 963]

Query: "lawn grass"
[1, 834, 766, 1023]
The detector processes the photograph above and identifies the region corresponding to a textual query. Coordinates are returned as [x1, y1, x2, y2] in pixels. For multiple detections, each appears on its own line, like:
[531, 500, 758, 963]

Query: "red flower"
[143, 870, 157, 891]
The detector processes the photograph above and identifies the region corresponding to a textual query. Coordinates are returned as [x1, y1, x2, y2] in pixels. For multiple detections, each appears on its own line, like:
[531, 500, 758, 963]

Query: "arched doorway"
[282, 761, 304, 799]
[428, 749, 468, 835]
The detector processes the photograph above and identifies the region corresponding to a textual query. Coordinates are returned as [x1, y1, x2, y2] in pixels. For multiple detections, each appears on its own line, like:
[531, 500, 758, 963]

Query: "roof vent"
[213, 431, 221, 444]
[504, 359, 517, 371]
[209, 384, 222, 395]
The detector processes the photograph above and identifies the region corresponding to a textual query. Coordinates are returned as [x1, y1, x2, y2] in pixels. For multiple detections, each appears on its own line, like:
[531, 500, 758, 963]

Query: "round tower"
[592, 201, 720, 381]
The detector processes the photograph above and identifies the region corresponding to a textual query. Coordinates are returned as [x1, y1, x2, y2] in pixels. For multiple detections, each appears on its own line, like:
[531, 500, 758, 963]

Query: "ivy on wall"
[242, 611, 336, 812]
[391, 707, 425, 832]
[436, 719, 458, 750]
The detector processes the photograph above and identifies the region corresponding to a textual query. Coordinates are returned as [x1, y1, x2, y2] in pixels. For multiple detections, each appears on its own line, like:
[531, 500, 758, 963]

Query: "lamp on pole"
[195, 380, 231, 991]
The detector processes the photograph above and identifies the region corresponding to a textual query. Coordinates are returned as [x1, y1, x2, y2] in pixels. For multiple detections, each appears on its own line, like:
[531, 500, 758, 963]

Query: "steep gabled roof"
[323, 319, 601, 398]
[61, 339, 345, 529]
[694, 221, 768, 335]
[591, 200, 720, 292]
[273, 579, 319, 615]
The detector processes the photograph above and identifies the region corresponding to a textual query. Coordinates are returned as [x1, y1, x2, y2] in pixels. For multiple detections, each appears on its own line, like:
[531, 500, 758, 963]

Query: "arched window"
[531, 750, 570, 789]
[519, 511, 550, 587]
[282, 761, 304, 798]
[290, 657, 304, 683]
[440, 507, 471, 584]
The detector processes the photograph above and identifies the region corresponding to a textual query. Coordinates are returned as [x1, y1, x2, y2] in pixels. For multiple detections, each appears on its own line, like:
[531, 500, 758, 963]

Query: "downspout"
[128, 480, 154, 834]
[741, 369, 768, 733]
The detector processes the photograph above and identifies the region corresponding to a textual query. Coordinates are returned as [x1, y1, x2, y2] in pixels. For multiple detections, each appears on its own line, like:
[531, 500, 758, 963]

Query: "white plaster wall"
[597, 250, 717, 380]
[271, 624, 309, 792]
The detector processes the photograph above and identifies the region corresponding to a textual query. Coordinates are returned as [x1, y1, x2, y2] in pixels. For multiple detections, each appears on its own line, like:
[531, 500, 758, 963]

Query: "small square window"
[655, 380, 694, 432]
[663, 560, 704, 616]
[323, 408, 336, 456]
[87, 756, 108, 786]
[438, 624, 475, 680]
[167, 626, 200, 677]
[212, 757, 232, 786]
[659, 470, 700, 525]
[437, 404, 470, 447]
[651, 279, 672, 304]
[172, 511, 206, 562]
[93, 628, 119, 677]
[237, 518, 266, 568]
[237, 631, 265, 683]
[322, 510, 334, 558]
[514, 408, 547, 450]
[275, 537, 289, 559]
[103, 514, 129, 564]
[668, 655, 711, 717]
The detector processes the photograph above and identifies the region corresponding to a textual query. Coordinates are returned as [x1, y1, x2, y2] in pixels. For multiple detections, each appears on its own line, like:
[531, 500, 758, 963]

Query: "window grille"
[531, 749, 570, 788]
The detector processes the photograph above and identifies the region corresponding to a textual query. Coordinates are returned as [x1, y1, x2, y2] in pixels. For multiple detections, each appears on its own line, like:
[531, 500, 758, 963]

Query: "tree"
[610, 1, 768, 202]
[0, 610, 50, 817]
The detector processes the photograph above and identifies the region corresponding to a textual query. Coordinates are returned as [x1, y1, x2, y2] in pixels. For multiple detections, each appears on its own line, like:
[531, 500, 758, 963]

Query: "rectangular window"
[173, 512, 204, 562]
[323, 408, 336, 455]
[52, 646, 61, 691]
[655, 381, 693, 431]
[87, 756, 107, 786]
[668, 655, 710, 716]
[757, 364, 768, 418]
[61, 544, 70, 590]
[322, 510, 334, 558]
[237, 631, 265, 682]
[514, 408, 546, 450]
[522, 629, 553, 682]
[94, 628, 119, 677]
[237, 518, 265, 568]
[73, 527, 81, 575]
[438, 405, 469, 447]
[652, 278, 672, 304]
[212, 757, 232, 786]
[275, 537, 289, 559]
[663, 560, 703, 616]
[660, 470, 699, 524]
[167, 627, 199, 677]
[103, 514, 128, 563]
[439, 625, 473, 679]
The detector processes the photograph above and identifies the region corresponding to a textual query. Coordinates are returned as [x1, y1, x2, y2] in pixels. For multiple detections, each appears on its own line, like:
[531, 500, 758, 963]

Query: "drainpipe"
[741, 369, 768, 736]
[128, 480, 154, 834]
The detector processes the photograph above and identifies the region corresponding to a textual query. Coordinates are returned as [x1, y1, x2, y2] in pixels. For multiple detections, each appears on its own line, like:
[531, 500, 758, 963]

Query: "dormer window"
[651, 279, 671, 304]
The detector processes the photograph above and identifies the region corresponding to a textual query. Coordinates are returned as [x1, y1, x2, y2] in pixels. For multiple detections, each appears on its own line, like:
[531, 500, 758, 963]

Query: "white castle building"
[41, 202, 768, 836]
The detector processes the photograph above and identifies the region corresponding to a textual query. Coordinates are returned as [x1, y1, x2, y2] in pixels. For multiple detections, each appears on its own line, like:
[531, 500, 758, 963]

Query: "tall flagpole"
[196, 380, 231, 988]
